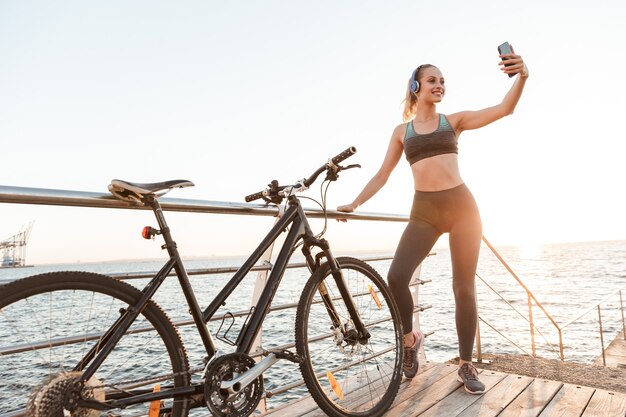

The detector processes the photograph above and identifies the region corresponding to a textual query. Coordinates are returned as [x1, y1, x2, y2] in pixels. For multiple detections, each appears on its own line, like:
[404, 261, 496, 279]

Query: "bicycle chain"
[88, 365, 204, 391]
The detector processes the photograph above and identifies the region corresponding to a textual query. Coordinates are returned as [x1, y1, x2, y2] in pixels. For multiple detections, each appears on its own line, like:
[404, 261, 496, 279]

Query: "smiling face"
[403, 64, 446, 121]
[417, 66, 445, 103]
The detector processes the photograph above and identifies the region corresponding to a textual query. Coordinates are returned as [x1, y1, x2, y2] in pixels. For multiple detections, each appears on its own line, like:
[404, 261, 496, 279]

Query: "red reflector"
[142, 226, 152, 239]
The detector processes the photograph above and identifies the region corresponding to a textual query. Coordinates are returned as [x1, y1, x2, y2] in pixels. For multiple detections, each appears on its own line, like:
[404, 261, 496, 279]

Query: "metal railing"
[0, 184, 408, 221]
[3, 181, 622, 415]
[476, 236, 626, 364]
[4, 183, 622, 365]
[0, 183, 427, 415]
[561, 287, 626, 366]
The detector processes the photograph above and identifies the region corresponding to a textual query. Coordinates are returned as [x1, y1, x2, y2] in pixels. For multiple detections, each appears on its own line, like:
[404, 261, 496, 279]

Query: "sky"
[1, 0, 625, 265]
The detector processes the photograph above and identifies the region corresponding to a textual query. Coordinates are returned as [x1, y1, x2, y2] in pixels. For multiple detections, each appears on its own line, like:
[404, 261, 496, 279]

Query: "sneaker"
[457, 363, 485, 394]
[402, 330, 424, 379]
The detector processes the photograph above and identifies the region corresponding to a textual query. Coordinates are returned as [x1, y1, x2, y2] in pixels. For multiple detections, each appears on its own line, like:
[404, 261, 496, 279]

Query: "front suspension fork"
[302, 238, 370, 343]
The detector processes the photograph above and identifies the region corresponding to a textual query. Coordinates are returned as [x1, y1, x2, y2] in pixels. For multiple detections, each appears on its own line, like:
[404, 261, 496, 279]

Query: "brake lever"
[262, 180, 285, 205]
[325, 163, 361, 181]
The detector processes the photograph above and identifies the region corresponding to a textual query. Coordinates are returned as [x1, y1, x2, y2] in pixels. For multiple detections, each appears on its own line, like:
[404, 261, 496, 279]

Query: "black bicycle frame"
[75, 192, 368, 407]
[201, 194, 368, 355]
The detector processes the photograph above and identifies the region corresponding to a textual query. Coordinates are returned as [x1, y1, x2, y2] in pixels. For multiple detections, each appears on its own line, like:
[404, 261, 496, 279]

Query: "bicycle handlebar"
[332, 146, 357, 165]
[245, 147, 357, 203]
[244, 183, 288, 203]
[244, 191, 265, 203]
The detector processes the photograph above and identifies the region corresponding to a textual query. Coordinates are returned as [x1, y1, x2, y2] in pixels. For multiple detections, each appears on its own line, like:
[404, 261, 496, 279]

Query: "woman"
[338, 48, 529, 394]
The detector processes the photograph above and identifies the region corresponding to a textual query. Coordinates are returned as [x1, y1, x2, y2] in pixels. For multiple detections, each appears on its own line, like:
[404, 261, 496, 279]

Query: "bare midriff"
[410, 153, 463, 192]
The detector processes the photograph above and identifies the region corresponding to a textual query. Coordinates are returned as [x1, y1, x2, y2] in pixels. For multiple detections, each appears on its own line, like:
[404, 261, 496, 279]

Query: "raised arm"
[337, 124, 405, 212]
[448, 49, 529, 134]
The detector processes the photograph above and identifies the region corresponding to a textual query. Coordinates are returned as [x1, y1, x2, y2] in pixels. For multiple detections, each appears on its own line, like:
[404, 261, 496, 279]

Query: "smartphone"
[498, 41, 515, 78]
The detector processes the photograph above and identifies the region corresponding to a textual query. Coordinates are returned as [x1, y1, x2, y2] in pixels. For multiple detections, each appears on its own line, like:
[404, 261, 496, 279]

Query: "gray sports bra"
[403, 114, 458, 165]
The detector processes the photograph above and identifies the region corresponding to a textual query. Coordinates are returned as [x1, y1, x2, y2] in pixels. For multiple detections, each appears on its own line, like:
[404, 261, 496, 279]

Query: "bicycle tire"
[0, 272, 191, 417]
[295, 257, 403, 417]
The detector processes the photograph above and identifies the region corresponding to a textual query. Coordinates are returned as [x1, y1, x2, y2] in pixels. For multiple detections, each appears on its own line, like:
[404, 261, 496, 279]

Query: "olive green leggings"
[387, 183, 482, 362]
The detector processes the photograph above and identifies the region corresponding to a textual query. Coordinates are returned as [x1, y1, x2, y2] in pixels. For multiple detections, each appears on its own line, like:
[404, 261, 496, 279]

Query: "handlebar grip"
[331, 146, 357, 164]
[245, 191, 265, 202]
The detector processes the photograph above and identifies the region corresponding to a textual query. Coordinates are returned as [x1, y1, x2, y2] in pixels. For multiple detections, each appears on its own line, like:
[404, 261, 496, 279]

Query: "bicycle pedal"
[265, 349, 303, 364]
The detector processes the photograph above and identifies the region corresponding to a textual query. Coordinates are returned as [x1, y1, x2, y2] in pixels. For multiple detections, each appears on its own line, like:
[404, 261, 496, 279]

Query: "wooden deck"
[595, 330, 626, 368]
[264, 361, 626, 417]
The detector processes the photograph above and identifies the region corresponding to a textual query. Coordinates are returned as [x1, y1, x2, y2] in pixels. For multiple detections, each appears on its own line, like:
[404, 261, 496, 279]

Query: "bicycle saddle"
[108, 179, 194, 203]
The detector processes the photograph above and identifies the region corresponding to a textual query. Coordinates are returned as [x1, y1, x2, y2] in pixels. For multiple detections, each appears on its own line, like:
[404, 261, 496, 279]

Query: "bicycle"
[0, 147, 403, 417]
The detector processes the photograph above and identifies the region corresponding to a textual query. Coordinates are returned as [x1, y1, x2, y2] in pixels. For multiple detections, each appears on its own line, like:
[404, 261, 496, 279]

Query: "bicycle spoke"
[296, 257, 402, 417]
[0, 272, 190, 416]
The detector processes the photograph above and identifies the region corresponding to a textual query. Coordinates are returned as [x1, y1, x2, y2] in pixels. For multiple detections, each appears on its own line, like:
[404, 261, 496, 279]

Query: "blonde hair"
[401, 64, 437, 122]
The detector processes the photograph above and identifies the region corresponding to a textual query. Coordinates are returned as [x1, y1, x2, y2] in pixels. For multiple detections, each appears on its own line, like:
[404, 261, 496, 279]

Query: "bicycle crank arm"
[219, 353, 280, 393]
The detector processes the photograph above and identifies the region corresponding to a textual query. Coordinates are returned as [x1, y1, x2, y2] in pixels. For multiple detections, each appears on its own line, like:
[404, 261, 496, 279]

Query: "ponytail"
[401, 81, 418, 122]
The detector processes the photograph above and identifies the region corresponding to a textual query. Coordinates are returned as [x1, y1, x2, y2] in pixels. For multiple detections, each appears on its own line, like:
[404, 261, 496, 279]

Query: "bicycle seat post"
[146, 196, 178, 254]
[144, 195, 218, 357]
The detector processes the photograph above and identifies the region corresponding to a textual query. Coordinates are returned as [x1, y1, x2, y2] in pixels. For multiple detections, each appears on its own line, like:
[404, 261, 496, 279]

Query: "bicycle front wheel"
[0, 272, 191, 417]
[295, 257, 403, 417]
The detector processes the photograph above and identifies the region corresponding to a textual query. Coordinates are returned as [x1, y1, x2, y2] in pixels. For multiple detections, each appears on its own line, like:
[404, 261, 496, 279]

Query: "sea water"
[1, 240, 624, 412]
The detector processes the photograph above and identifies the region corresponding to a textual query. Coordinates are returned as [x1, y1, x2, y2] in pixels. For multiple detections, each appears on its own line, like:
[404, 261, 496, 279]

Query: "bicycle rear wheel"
[0, 272, 191, 417]
[295, 257, 403, 417]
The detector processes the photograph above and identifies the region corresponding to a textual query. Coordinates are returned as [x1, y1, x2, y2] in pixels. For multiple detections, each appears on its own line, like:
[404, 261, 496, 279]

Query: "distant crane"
[1, 221, 34, 268]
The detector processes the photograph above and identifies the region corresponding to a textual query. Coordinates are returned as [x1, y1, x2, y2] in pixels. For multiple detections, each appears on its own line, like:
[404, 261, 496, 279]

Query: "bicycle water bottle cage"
[108, 179, 195, 204]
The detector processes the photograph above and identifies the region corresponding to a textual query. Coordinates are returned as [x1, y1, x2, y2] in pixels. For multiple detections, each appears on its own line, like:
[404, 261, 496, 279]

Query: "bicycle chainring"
[204, 353, 263, 417]
[27, 371, 104, 417]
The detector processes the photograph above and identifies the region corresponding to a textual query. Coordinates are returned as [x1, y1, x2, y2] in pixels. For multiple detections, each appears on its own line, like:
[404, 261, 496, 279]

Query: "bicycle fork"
[303, 237, 371, 345]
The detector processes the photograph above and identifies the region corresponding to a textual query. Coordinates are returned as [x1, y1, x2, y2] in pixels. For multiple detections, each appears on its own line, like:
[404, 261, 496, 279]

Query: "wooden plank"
[268, 363, 453, 417]
[498, 378, 563, 417]
[458, 373, 535, 417]
[385, 365, 473, 417]
[595, 331, 626, 368]
[392, 363, 458, 404]
[581, 389, 626, 417]
[417, 371, 506, 417]
[538, 383, 595, 417]
[265, 393, 319, 417]
[298, 362, 450, 417]
[264, 362, 626, 417]
[310, 362, 438, 416]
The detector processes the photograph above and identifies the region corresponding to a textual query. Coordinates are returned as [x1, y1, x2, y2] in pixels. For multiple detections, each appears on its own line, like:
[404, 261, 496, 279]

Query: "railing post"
[474, 280, 483, 363]
[528, 295, 536, 358]
[251, 208, 284, 413]
[481, 236, 563, 359]
[619, 290, 626, 340]
[597, 305, 606, 367]
[411, 263, 425, 363]
[475, 319, 482, 363]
